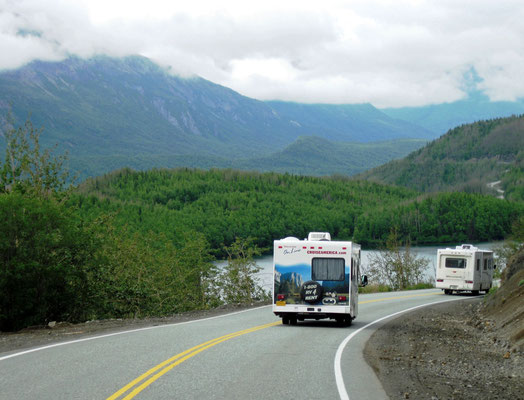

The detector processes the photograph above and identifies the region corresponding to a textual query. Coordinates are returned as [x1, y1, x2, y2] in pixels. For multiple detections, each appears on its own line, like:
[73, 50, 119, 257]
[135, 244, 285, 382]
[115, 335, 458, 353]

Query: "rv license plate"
[276, 301, 286, 306]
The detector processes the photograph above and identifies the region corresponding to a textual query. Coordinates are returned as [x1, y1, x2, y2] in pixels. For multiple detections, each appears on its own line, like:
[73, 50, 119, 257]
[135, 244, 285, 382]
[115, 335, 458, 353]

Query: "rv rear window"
[312, 258, 345, 281]
[445, 258, 467, 269]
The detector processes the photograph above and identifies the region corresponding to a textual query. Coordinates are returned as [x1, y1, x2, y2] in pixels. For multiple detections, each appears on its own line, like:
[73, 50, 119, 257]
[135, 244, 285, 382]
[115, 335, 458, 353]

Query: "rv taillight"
[436, 279, 443, 282]
[465, 280, 473, 284]
[277, 294, 285, 300]
[338, 296, 347, 301]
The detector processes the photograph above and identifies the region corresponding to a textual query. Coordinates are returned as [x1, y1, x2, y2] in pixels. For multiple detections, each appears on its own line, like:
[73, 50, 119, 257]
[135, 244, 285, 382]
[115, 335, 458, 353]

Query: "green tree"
[0, 193, 97, 330]
[0, 114, 88, 331]
[366, 229, 430, 290]
[1, 113, 69, 197]
[218, 238, 268, 304]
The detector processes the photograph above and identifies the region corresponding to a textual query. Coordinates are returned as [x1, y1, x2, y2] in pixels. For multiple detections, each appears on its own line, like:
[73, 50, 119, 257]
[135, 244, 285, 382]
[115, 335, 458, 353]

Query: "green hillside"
[359, 115, 524, 201]
[232, 136, 427, 176]
[64, 136, 427, 181]
[70, 168, 521, 251]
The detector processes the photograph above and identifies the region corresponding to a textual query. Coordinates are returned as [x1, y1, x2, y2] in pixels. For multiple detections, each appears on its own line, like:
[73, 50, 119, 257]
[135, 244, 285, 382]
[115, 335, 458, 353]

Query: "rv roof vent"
[458, 244, 473, 250]
[308, 232, 331, 241]
[282, 236, 299, 241]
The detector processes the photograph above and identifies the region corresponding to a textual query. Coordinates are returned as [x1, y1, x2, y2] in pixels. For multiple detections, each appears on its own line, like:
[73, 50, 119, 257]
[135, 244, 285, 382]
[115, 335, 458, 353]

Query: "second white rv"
[435, 244, 495, 295]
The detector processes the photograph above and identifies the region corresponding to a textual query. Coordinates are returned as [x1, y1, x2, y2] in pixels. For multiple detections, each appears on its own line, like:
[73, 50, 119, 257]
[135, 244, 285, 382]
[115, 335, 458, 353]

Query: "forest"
[71, 168, 522, 252]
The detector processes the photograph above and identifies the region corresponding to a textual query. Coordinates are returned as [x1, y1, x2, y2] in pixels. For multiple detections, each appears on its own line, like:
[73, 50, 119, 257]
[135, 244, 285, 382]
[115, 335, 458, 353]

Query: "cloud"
[1, 0, 523, 107]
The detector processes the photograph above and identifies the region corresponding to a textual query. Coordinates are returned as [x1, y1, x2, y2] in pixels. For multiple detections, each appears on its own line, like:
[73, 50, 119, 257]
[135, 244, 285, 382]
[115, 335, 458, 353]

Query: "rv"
[436, 244, 495, 295]
[272, 232, 367, 326]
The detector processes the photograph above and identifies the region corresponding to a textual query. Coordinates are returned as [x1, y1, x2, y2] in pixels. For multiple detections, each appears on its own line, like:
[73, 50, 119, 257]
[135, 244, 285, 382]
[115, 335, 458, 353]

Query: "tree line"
[71, 167, 522, 252]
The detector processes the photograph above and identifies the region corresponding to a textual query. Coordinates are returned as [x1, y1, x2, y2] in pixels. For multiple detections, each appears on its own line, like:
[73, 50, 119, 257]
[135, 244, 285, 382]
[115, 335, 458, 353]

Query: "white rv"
[272, 232, 367, 326]
[436, 244, 495, 295]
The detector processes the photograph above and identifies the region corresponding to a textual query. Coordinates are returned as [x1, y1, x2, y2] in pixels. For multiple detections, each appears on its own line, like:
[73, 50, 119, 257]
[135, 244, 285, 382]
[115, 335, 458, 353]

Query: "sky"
[1, 0, 524, 108]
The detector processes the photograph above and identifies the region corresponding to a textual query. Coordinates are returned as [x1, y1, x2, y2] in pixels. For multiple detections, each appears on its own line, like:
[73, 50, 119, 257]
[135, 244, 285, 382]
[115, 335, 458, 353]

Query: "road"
[0, 289, 464, 400]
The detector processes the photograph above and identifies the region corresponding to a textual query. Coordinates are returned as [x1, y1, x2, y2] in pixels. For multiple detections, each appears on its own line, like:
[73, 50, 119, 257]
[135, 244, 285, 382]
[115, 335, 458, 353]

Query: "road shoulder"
[364, 297, 523, 400]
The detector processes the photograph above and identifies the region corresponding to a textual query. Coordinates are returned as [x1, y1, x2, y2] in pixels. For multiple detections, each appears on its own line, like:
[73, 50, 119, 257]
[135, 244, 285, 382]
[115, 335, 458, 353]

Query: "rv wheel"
[282, 315, 290, 325]
[300, 281, 323, 304]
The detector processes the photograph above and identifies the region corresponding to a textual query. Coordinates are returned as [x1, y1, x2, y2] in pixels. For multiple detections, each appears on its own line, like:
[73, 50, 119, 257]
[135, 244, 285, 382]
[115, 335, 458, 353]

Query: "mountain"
[358, 115, 524, 201]
[266, 101, 435, 142]
[230, 136, 427, 176]
[0, 55, 291, 159]
[381, 92, 524, 135]
[0, 55, 431, 179]
[66, 135, 427, 180]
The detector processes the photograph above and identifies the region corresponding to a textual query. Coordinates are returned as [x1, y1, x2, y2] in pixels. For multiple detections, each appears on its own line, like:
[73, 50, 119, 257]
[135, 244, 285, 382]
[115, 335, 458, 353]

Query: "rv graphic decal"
[274, 264, 349, 304]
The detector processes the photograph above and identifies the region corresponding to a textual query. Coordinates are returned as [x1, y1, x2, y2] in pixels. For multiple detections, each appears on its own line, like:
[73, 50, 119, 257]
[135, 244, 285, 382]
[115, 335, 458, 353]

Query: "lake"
[217, 241, 502, 292]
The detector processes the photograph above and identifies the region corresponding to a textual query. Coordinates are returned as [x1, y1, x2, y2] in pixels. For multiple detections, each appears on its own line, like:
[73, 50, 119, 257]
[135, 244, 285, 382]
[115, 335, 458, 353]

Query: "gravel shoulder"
[0, 303, 268, 355]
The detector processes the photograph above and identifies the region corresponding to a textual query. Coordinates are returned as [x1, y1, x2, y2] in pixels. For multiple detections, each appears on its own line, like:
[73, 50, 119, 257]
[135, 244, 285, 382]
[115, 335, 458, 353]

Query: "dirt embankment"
[364, 250, 524, 400]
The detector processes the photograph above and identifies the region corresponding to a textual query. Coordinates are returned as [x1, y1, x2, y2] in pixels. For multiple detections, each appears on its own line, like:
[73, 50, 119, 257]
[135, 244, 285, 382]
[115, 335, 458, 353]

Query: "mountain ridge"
[1, 55, 523, 181]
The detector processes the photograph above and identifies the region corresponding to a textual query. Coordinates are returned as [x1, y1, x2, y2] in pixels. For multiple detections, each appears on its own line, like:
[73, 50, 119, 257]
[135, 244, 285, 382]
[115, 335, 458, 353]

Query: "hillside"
[0, 56, 290, 159]
[231, 136, 427, 176]
[66, 136, 427, 181]
[0, 55, 431, 179]
[266, 101, 434, 142]
[70, 168, 521, 250]
[358, 115, 524, 200]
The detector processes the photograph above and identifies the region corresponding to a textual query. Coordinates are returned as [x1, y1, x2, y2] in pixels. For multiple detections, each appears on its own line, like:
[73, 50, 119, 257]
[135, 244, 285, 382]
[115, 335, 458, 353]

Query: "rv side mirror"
[361, 275, 368, 287]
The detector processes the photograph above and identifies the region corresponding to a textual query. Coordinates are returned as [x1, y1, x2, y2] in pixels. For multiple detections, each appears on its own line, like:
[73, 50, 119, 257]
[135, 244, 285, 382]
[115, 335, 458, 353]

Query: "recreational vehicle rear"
[272, 232, 367, 326]
[435, 244, 495, 295]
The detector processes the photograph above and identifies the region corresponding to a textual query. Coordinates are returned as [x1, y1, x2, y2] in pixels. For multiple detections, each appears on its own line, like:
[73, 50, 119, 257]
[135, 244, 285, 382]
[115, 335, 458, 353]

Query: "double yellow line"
[108, 291, 440, 399]
[107, 320, 281, 400]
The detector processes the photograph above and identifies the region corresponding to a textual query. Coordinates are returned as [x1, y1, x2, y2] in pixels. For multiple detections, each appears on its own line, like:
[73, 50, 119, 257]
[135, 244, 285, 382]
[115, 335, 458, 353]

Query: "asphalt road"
[0, 289, 465, 400]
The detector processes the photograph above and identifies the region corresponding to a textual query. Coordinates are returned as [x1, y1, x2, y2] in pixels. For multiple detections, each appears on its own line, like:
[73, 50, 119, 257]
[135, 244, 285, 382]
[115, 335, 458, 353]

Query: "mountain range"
[381, 92, 524, 136]
[1, 55, 523, 180]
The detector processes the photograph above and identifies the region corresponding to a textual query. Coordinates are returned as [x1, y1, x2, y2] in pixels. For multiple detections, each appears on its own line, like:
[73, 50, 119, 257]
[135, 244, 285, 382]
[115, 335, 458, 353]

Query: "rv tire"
[444, 289, 452, 295]
[282, 315, 290, 325]
[336, 316, 352, 327]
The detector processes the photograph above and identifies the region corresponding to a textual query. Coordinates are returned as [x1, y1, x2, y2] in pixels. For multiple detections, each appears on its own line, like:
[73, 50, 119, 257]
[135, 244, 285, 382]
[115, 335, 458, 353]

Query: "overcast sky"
[1, 0, 523, 108]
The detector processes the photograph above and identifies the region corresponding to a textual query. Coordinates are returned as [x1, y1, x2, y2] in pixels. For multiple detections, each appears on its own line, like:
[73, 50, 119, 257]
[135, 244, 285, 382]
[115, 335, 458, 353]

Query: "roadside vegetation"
[364, 229, 432, 290]
[0, 116, 268, 331]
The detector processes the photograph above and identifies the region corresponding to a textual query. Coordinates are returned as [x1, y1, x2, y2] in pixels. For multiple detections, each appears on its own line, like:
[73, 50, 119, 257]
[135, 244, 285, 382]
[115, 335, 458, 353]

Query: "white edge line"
[334, 297, 465, 400]
[0, 305, 271, 362]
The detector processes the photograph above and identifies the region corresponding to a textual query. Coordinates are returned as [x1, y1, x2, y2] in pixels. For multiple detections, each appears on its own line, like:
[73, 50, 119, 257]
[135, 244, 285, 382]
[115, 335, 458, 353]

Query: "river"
[217, 241, 502, 292]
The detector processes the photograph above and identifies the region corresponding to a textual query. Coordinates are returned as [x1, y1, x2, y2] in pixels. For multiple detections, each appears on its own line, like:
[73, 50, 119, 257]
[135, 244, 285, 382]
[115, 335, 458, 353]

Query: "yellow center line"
[108, 291, 441, 399]
[107, 321, 281, 400]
